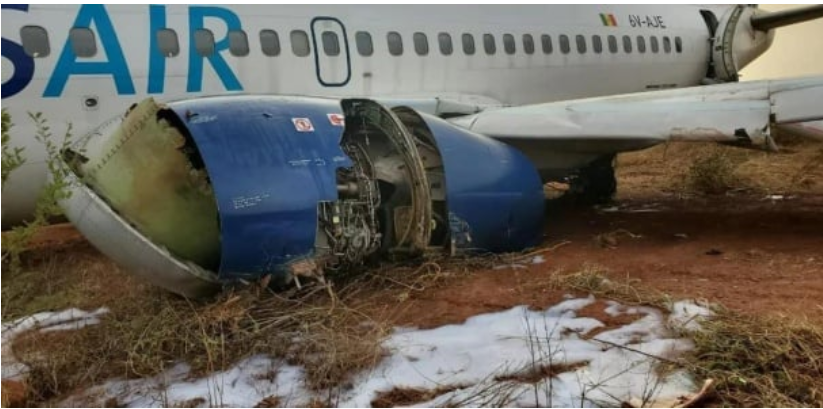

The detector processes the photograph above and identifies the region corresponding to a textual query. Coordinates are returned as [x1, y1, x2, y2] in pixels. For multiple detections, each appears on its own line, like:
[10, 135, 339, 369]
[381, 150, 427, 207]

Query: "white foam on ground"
[2, 307, 109, 381]
[668, 300, 714, 331]
[64, 298, 707, 408]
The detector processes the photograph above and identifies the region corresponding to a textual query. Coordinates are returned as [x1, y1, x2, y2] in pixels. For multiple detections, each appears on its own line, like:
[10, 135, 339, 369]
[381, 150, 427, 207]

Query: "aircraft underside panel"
[61, 96, 544, 297]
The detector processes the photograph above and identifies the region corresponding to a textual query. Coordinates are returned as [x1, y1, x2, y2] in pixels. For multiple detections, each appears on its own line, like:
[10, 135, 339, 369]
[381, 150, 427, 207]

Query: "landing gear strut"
[568, 154, 617, 205]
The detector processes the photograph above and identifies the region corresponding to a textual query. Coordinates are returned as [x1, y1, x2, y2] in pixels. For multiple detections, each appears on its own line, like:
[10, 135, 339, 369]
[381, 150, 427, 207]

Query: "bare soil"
[376, 193, 823, 328]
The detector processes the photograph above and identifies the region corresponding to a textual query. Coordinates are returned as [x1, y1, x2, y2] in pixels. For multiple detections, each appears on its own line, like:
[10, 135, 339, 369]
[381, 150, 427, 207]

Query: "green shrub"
[1, 112, 75, 271]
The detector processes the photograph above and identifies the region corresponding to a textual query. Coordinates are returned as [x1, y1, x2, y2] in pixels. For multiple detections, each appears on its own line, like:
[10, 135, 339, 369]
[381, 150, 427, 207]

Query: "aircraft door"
[311, 17, 351, 87]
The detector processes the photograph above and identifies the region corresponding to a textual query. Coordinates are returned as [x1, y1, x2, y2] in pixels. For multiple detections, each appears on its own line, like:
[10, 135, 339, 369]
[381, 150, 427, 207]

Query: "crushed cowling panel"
[70, 98, 221, 271]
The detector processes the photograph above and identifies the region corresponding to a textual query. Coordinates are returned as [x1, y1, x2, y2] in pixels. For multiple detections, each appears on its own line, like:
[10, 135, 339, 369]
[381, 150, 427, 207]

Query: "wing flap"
[452, 77, 823, 153]
[772, 83, 823, 124]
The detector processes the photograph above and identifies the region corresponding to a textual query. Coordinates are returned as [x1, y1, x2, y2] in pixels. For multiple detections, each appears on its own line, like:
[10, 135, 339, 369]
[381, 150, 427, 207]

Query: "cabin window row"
[18, 26, 685, 59]
[362, 32, 683, 57]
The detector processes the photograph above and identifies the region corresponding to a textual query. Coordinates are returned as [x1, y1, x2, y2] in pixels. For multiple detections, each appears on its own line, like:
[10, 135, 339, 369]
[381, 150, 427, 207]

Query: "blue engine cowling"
[63, 95, 544, 296]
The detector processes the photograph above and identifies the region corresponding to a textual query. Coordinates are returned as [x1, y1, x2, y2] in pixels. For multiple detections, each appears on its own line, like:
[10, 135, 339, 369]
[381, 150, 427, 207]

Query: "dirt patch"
[371, 385, 464, 408]
[362, 192, 822, 330]
[1, 379, 28, 407]
[493, 361, 589, 384]
[380, 268, 568, 329]
[575, 301, 646, 340]
[254, 395, 281, 408]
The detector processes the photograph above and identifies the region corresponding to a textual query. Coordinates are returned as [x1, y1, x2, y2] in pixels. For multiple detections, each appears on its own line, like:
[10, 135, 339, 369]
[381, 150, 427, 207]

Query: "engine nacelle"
[710, 5, 775, 82]
[60, 96, 544, 297]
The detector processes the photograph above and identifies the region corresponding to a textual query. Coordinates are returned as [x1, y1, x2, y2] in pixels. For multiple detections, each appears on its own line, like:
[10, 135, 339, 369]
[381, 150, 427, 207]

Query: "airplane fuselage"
[2, 4, 737, 225]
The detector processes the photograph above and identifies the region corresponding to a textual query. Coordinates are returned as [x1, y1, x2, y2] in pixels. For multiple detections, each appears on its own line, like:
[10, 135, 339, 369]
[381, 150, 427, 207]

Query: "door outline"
[311, 17, 352, 87]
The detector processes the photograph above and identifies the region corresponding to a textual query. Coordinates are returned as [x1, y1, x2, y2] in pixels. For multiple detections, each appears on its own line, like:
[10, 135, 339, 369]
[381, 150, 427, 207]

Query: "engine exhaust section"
[60, 97, 544, 298]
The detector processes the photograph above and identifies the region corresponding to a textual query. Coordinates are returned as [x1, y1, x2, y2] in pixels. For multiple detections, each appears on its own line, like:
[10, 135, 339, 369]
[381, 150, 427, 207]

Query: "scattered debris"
[595, 229, 642, 249]
[704, 249, 723, 256]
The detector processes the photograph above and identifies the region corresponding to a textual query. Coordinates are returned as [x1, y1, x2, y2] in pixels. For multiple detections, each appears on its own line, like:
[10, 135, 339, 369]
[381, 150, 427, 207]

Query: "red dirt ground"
[14, 192, 823, 328]
[385, 193, 823, 327]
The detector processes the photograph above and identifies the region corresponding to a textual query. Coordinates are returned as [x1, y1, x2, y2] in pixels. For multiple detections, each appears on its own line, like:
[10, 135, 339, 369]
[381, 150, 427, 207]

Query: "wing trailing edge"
[452, 76, 823, 154]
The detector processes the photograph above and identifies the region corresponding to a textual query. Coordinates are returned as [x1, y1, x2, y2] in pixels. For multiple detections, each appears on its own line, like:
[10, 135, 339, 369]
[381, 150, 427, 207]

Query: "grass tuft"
[686, 149, 744, 195]
[688, 309, 823, 407]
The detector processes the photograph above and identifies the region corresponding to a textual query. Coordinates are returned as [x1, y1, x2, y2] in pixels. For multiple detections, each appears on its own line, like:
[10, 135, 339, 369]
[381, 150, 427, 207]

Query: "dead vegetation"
[371, 385, 465, 407]
[0, 239, 501, 407]
[688, 310, 823, 407]
[547, 266, 823, 408]
[617, 136, 823, 198]
[5, 238, 823, 407]
[685, 149, 745, 195]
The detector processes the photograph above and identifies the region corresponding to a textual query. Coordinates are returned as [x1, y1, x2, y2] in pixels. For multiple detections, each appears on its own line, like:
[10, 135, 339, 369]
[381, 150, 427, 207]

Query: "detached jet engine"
[60, 97, 545, 297]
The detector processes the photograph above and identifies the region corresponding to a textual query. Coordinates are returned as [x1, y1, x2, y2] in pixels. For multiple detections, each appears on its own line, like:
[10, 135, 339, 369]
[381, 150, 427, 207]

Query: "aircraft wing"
[776, 120, 823, 142]
[450, 76, 823, 157]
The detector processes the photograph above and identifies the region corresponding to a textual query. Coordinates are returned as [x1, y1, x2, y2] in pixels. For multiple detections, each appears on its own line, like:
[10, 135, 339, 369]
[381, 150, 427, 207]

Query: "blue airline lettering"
[147, 5, 167, 94]
[44, 4, 135, 97]
[1, 5, 34, 99]
[187, 6, 243, 93]
[2, 5, 245, 99]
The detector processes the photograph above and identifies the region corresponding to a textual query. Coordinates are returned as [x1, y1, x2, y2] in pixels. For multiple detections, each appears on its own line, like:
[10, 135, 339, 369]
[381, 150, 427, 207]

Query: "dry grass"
[688, 309, 823, 407]
[547, 266, 823, 408]
[617, 137, 823, 198]
[686, 150, 745, 195]
[8, 280, 392, 406]
[547, 265, 672, 308]
[2, 241, 498, 407]
[371, 385, 465, 407]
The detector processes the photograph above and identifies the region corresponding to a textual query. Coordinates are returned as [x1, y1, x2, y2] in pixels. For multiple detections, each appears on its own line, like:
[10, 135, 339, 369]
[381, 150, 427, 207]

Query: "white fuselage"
[2, 5, 733, 225]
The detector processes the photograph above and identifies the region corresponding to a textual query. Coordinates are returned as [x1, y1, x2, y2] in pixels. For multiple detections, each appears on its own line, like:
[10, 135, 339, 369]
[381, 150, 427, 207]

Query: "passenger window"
[483, 33, 496, 55]
[387, 31, 403, 56]
[622, 35, 632, 53]
[636, 36, 646, 54]
[592, 35, 602, 54]
[559, 34, 570, 54]
[291, 30, 310, 57]
[194, 29, 214, 57]
[438, 32, 453, 55]
[228, 30, 249, 57]
[575, 34, 586, 54]
[70, 27, 96, 57]
[155, 29, 179, 57]
[608, 35, 618, 53]
[675, 36, 683, 53]
[462, 33, 475, 55]
[503, 33, 515, 55]
[260, 30, 281, 56]
[20, 26, 50, 58]
[650, 36, 659, 53]
[356, 31, 373, 56]
[663, 36, 672, 53]
[414, 32, 428, 56]
[522, 34, 534, 55]
[322, 31, 340, 56]
[541, 34, 552, 54]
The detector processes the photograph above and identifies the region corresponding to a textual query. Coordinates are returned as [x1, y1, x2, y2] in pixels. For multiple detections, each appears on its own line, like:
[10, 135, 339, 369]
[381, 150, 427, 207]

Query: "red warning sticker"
[327, 113, 345, 127]
[292, 118, 314, 132]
